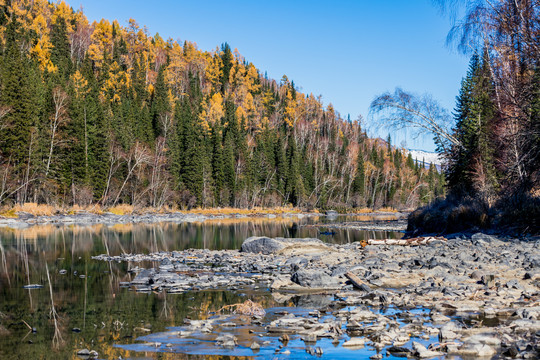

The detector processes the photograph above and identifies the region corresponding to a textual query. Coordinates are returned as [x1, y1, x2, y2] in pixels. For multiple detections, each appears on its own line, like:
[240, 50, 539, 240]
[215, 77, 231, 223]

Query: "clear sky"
[64, 0, 469, 151]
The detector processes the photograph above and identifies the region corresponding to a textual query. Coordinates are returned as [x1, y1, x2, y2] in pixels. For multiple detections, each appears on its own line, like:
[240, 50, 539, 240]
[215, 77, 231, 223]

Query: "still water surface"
[0, 215, 404, 359]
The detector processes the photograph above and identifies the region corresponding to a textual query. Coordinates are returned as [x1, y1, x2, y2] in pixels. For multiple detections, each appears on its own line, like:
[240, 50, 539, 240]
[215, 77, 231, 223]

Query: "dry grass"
[217, 299, 266, 317]
[69, 204, 104, 215]
[0, 203, 56, 217]
[180, 206, 300, 216]
[0, 203, 306, 218]
[0, 208, 17, 218]
[107, 204, 135, 215]
[346, 207, 398, 214]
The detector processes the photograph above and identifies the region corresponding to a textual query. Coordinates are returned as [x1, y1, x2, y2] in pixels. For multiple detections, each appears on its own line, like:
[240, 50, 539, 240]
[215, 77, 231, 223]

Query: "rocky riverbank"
[93, 233, 540, 359]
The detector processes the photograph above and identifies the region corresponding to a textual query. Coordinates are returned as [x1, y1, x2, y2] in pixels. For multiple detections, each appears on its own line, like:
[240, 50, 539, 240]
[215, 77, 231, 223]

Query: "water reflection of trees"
[0, 216, 401, 358]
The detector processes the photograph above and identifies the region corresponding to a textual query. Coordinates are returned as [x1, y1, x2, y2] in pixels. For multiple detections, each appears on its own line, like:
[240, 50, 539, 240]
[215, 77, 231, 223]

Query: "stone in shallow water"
[412, 341, 444, 358]
[342, 337, 366, 347]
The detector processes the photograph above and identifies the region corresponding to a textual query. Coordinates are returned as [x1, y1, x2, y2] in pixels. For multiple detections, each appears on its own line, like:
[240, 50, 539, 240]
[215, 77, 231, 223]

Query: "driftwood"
[367, 236, 446, 246]
[345, 271, 371, 291]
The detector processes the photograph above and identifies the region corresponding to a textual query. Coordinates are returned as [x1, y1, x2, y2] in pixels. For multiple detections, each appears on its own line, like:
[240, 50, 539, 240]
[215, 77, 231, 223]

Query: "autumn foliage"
[0, 0, 444, 210]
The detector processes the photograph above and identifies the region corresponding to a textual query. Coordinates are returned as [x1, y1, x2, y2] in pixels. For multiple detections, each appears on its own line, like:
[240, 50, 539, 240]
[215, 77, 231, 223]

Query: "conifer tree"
[353, 149, 365, 196]
[1, 20, 41, 173]
[50, 16, 72, 83]
[151, 65, 170, 138]
[176, 98, 204, 204]
[447, 51, 498, 197]
[220, 43, 233, 93]
[211, 124, 225, 202]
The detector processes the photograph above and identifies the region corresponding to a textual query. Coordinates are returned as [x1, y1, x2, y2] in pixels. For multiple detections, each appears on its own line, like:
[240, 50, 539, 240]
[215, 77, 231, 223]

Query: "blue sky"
[64, 0, 469, 151]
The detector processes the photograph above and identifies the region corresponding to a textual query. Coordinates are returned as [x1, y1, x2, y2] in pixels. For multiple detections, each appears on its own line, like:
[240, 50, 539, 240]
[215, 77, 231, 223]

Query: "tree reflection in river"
[0, 215, 402, 359]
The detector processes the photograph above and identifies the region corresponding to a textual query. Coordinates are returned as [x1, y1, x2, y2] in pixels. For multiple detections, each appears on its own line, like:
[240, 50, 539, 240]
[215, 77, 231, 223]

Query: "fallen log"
[345, 271, 371, 291]
[367, 236, 446, 246]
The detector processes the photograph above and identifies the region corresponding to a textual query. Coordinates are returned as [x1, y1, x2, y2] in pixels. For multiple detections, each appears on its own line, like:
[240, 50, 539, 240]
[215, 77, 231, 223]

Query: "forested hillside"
[0, 0, 444, 210]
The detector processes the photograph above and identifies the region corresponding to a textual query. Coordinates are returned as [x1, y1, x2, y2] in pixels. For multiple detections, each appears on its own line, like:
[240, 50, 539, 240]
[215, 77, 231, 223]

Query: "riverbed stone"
[291, 269, 340, 289]
[412, 341, 444, 358]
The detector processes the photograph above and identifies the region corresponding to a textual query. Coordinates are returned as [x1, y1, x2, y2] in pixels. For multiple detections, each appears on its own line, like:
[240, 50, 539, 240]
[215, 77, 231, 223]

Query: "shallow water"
[0, 214, 407, 359]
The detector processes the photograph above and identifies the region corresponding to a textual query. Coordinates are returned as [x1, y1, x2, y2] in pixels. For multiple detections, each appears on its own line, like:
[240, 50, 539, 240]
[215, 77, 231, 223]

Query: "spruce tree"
[220, 43, 233, 93]
[1, 20, 41, 172]
[50, 16, 73, 83]
[211, 124, 225, 203]
[447, 51, 498, 196]
[353, 150, 365, 196]
[175, 97, 204, 205]
[151, 65, 170, 138]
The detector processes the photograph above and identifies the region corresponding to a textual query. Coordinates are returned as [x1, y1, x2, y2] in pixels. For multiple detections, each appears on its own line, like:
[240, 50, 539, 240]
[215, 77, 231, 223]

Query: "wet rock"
[440, 322, 461, 340]
[342, 337, 366, 347]
[270, 276, 298, 290]
[387, 346, 411, 355]
[249, 342, 260, 350]
[512, 319, 540, 332]
[454, 343, 497, 357]
[463, 334, 501, 346]
[502, 345, 520, 358]
[412, 341, 444, 358]
[301, 333, 318, 343]
[518, 306, 540, 320]
[216, 333, 237, 348]
[291, 269, 340, 289]
[77, 349, 90, 356]
[430, 312, 450, 324]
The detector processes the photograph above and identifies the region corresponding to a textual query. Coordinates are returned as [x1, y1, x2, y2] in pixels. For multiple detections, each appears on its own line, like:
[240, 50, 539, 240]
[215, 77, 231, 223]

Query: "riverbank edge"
[0, 207, 406, 228]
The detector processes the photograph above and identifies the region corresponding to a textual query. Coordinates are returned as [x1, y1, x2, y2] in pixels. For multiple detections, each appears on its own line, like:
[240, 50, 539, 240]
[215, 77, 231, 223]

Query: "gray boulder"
[291, 269, 340, 289]
[240, 237, 286, 254]
[240, 236, 329, 255]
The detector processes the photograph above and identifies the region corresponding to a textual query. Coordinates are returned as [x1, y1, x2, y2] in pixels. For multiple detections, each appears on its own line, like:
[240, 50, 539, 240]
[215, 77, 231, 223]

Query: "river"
[0, 214, 405, 359]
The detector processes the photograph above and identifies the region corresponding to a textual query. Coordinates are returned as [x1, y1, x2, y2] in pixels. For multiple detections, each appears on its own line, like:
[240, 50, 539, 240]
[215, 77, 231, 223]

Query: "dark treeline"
[0, 0, 443, 210]
[407, 0, 540, 233]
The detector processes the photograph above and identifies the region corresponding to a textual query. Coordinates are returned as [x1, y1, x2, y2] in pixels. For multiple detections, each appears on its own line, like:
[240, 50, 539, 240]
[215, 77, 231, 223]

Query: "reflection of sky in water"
[118, 305, 439, 360]
[0, 215, 408, 359]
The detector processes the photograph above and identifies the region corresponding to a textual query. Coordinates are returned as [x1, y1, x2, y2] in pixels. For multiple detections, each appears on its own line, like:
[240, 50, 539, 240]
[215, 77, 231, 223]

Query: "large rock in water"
[240, 236, 330, 255]
[291, 269, 340, 289]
